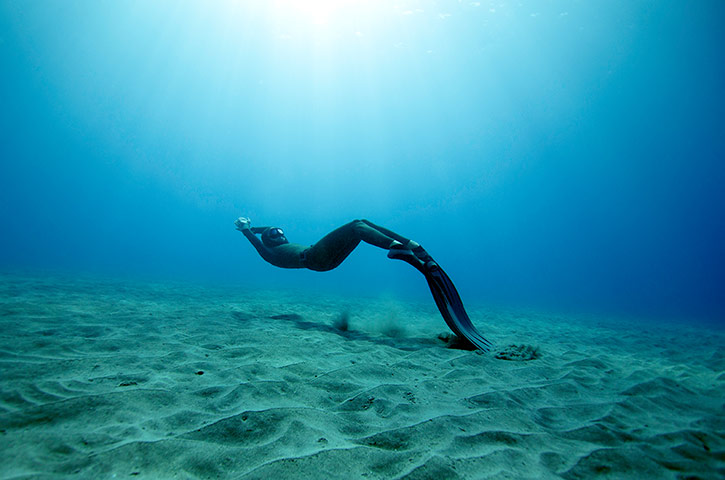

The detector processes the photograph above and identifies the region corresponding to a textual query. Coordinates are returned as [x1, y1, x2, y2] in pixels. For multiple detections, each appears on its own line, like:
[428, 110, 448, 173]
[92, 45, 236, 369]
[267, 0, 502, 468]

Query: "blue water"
[1, 1, 723, 322]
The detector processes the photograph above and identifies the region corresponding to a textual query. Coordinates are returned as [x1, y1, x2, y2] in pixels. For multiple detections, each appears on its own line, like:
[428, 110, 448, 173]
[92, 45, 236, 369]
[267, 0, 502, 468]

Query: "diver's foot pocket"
[387, 245, 415, 261]
[412, 246, 433, 264]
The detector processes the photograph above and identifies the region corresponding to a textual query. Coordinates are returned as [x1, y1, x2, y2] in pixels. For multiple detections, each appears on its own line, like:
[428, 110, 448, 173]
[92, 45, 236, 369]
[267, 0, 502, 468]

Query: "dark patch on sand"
[495, 344, 541, 361]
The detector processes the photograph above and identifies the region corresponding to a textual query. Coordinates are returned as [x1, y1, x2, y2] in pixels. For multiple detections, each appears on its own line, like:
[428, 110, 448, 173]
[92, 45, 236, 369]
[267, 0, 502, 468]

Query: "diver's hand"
[235, 217, 251, 232]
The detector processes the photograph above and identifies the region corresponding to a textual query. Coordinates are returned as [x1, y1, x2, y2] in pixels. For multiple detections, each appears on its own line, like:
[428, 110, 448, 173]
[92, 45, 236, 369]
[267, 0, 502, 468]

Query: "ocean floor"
[0, 273, 723, 479]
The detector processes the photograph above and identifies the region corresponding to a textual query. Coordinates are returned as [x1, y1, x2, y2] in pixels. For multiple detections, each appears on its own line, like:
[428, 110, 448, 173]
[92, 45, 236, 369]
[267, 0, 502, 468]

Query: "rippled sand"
[0, 273, 723, 479]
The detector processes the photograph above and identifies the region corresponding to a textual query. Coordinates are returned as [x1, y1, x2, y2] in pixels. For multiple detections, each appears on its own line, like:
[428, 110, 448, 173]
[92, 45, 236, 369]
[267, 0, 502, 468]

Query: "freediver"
[234, 217, 426, 271]
[234, 217, 492, 351]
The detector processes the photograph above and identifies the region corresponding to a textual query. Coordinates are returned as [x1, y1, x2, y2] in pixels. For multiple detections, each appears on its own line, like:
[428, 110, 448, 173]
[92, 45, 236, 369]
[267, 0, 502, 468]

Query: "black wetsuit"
[242, 219, 406, 271]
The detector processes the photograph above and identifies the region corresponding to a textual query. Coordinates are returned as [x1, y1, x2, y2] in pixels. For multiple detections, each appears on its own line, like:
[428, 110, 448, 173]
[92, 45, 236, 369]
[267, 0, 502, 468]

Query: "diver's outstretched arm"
[235, 218, 275, 264]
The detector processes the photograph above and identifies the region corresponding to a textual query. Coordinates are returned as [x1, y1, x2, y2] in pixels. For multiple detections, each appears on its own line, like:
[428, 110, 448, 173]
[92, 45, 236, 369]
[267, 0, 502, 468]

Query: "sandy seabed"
[0, 273, 723, 480]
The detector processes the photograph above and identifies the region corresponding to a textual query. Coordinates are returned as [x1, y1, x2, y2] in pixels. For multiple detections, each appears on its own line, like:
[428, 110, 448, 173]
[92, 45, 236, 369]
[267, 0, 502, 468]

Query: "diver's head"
[262, 227, 289, 247]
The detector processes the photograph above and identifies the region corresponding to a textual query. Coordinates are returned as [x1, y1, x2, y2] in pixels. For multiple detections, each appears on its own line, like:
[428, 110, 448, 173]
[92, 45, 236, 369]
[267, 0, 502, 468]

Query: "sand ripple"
[0, 274, 723, 479]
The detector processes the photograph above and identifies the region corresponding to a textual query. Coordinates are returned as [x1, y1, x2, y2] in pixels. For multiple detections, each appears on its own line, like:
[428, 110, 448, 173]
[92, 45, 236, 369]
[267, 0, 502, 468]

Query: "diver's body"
[234, 217, 492, 351]
[235, 218, 421, 271]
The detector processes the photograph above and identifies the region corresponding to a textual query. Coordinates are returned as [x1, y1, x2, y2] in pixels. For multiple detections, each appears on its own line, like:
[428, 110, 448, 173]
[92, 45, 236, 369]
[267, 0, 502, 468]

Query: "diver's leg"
[361, 219, 434, 264]
[360, 219, 414, 246]
[304, 220, 398, 271]
[351, 219, 400, 249]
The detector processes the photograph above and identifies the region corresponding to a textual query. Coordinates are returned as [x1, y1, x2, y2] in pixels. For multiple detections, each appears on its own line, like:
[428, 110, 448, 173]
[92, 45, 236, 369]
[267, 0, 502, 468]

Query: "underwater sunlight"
[1, 1, 724, 478]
